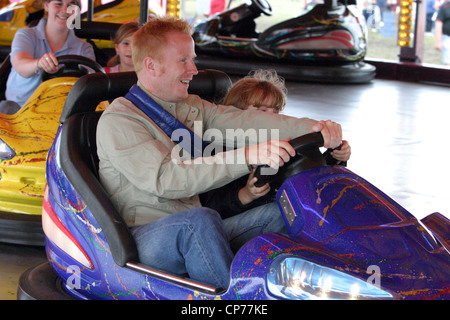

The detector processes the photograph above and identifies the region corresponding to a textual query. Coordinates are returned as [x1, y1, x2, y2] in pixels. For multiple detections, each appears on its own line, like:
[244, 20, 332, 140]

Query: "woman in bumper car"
[0, 0, 94, 114]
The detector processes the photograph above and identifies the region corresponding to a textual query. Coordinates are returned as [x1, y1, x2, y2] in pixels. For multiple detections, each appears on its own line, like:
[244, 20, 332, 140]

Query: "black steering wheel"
[254, 132, 326, 189]
[251, 0, 272, 16]
[41, 55, 104, 81]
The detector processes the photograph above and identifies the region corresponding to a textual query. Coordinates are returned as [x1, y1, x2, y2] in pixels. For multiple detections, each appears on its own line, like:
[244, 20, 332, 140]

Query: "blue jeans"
[131, 202, 285, 289]
[223, 201, 286, 252]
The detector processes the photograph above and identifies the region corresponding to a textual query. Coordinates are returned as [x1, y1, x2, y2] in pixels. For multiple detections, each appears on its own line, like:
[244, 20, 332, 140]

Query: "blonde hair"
[223, 69, 287, 113]
[107, 21, 139, 67]
[132, 16, 193, 72]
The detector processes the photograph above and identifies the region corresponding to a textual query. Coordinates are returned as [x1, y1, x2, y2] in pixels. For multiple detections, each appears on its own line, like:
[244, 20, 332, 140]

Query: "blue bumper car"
[17, 70, 449, 300]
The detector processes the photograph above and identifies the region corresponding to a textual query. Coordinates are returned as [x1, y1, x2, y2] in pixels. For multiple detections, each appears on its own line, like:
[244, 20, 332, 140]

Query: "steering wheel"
[41, 55, 104, 81]
[252, 0, 273, 16]
[254, 132, 326, 189]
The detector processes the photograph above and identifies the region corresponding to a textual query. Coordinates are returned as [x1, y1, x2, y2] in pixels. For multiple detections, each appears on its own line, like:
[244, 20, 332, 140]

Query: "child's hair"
[107, 21, 139, 67]
[222, 69, 287, 113]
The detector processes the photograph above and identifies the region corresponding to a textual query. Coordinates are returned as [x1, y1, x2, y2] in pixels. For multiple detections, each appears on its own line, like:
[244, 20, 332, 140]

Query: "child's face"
[247, 96, 279, 113]
[247, 105, 277, 113]
[116, 34, 134, 69]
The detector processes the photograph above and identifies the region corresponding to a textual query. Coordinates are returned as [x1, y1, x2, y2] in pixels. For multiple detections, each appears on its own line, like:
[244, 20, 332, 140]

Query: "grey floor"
[0, 78, 449, 300]
[283, 79, 450, 222]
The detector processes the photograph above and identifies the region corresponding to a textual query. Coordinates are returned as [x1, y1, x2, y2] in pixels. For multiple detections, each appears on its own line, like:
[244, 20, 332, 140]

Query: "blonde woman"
[1, 0, 94, 113]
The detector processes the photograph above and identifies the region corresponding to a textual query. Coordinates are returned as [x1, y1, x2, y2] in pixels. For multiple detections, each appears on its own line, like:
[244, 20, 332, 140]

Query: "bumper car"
[193, 0, 376, 83]
[0, 54, 104, 245]
[17, 71, 449, 300]
[0, 0, 144, 61]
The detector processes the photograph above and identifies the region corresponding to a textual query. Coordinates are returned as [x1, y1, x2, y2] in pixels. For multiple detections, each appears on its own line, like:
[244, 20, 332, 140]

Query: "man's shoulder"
[441, 2, 450, 12]
[105, 96, 136, 112]
[99, 97, 145, 121]
[183, 94, 208, 104]
[97, 98, 143, 142]
[182, 94, 218, 111]
[437, 2, 450, 21]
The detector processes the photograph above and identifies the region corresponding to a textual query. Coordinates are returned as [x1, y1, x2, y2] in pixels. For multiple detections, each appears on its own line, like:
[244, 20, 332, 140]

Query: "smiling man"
[96, 16, 344, 289]
[0, 0, 94, 113]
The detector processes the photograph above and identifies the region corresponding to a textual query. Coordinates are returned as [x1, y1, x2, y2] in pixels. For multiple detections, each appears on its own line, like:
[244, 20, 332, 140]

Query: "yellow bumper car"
[0, 54, 105, 245]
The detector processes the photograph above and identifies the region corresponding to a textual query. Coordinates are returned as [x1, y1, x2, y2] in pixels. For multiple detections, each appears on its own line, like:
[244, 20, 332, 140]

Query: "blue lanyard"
[125, 85, 208, 158]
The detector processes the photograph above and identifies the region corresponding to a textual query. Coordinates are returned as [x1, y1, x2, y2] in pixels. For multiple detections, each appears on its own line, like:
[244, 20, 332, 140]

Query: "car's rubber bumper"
[17, 262, 75, 300]
[0, 211, 45, 246]
[194, 54, 376, 84]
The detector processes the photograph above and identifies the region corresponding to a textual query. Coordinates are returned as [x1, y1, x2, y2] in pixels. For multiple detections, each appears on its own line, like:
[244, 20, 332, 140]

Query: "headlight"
[267, 257, 395, 300]
[0, 138, 15, 160]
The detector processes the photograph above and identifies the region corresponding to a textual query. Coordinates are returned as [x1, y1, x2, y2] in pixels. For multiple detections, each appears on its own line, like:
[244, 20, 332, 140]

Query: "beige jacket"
[96, 84, 317, 227]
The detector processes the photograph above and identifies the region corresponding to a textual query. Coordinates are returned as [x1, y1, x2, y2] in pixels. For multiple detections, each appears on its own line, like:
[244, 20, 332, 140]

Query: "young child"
[200, 69, 351, 218]
[222, 69, 287, 113]
[105, 21, 139, 73]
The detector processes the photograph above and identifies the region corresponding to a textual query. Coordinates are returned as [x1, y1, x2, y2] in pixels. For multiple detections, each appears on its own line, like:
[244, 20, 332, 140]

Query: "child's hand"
[331, 140, 351, 162]
[238, 168, 271, 205]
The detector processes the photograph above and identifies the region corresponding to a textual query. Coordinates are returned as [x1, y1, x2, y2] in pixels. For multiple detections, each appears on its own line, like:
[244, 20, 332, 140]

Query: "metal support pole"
[399, 0, 426, 63]
[87, 0, 94, 22]
[140, 0, 149, 27]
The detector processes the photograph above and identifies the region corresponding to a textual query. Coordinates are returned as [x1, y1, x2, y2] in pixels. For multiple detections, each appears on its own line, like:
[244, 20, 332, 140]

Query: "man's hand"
[311, 120, 342, 149]
[245, 139, 295, 170]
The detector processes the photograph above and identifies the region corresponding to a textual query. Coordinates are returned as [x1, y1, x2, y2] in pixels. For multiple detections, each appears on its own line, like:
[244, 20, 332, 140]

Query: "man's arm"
[97, 108, 251, 200]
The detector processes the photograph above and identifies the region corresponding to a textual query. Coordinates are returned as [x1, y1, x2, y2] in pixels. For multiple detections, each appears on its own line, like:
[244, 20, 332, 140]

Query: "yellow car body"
[0, 76, 107, 217]
[0, 0, 39, 47]
[0, 77, 76, 216]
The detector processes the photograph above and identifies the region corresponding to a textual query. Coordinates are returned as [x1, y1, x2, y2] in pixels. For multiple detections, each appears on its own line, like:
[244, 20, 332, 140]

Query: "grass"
[182, 0, 445, 66]
[366, 30, 442, 65]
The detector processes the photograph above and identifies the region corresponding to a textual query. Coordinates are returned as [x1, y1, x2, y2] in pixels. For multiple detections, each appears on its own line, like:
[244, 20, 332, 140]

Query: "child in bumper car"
[200, 69, 352, 218]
